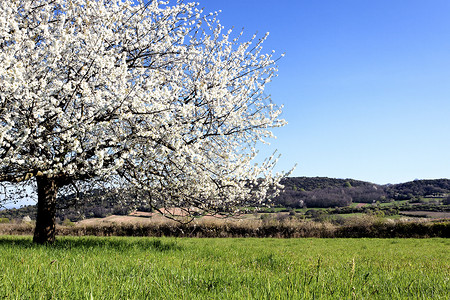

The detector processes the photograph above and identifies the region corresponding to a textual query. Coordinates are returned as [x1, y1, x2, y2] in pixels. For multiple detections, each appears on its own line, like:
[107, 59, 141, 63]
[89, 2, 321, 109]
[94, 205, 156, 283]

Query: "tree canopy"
[0, 0, 286, 243]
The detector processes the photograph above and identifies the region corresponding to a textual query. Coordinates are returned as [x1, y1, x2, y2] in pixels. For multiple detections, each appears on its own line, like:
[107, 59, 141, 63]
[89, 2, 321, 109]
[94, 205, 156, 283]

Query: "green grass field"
[0, 236, 448, 299]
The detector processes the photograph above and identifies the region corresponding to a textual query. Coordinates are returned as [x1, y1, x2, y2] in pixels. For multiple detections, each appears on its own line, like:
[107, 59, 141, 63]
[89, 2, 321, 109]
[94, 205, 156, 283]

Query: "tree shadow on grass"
[0, 236, 182, 252]
[0, 236, 34, 248]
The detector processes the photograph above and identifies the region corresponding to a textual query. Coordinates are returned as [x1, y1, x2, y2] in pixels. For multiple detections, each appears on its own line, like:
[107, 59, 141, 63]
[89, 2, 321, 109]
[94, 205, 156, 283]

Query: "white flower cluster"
[0, 0, 288, 214]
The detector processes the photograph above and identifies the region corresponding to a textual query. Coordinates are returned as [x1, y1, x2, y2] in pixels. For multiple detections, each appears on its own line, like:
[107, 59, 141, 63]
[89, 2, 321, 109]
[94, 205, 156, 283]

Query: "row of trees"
[3, 177, 450, 221]
[273, 177, 450, 208]
[2, 177, 449, 222]
[274, 185, 386, 208]
[385, 179, 450, 200]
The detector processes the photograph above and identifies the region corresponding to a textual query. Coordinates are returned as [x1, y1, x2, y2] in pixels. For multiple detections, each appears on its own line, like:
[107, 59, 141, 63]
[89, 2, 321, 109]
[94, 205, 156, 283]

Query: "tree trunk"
[33, 176, 59, 244]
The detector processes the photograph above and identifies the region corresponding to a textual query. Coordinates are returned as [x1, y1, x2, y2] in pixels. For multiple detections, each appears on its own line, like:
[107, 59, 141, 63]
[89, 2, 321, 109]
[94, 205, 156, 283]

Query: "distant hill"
[273, 177, 450, 208]
[0, 188, 152, 222]
[1, 177, 449, 220]
[279, 177, 450, 195]
[280, 177, 376, 191]
[385, 179, 450, 199]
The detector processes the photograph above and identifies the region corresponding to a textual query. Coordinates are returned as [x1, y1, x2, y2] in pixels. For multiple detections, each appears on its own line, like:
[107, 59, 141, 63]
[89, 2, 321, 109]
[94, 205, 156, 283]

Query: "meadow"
[0, 236, 448, 299]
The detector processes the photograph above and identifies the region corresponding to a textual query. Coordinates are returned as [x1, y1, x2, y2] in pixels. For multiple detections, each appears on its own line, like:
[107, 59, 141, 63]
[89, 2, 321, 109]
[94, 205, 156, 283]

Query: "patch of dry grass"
[1, 214, 448, 238]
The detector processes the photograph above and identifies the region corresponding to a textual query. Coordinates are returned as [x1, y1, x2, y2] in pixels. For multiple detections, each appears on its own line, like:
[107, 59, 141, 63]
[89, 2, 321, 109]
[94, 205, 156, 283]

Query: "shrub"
[62, 219, 75, 227]
[22, 216, 32, 223]
[113, 206, 131, 215]
[443, 196, 450, 205]
[92, 207, 108, 218]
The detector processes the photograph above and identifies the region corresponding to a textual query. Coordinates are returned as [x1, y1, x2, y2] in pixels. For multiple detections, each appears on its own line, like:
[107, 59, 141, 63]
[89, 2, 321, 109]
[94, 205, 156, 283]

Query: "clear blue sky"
[201, 0, 450, 184]
[2, 1, 450, 210]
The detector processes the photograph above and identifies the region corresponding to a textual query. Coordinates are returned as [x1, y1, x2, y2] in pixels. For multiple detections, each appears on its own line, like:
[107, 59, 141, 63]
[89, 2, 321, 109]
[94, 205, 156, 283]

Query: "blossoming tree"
[0, 0, 286, 243]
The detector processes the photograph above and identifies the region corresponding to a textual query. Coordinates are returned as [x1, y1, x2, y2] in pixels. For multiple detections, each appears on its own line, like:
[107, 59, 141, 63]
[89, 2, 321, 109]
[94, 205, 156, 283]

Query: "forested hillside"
[1, 177, 449, 221]
[0, 189, 152, 222]
[272, 177, 450, 208]
[386, 179, 450, 199]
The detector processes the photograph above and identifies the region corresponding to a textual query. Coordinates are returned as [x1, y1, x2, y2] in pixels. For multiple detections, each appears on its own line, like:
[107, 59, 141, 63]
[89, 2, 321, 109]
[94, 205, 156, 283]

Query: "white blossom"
[0, 0, 289, 219]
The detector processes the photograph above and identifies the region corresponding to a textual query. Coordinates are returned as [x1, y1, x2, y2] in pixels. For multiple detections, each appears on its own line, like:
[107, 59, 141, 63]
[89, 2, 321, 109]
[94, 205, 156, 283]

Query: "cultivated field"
[0, 236, 448, 299]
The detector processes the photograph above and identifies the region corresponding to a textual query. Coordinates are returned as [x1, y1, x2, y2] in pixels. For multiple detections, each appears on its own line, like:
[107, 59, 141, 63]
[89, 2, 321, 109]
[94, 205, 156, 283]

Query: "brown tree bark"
[33, 176, 59, 244]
